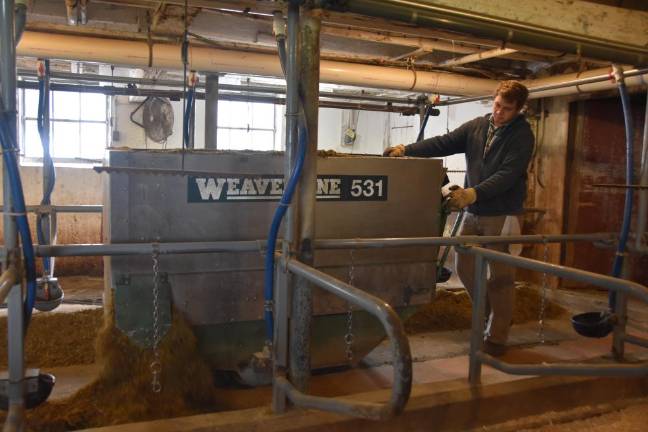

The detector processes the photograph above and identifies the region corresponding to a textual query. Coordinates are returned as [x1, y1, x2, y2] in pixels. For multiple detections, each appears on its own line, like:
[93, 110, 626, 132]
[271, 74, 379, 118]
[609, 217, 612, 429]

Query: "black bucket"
[571, 311, 613, 338]
[436, 266, 452, 283]
[0, 373, 56, 410]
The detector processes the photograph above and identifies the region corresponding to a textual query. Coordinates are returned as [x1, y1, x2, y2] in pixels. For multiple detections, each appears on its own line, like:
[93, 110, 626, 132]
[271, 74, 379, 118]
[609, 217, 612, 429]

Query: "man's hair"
[494, 80, 529, 109]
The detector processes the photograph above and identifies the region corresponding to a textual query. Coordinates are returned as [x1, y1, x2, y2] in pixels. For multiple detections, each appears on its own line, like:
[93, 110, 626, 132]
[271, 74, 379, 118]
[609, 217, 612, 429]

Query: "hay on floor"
[1, 308, 220, 432]
[405, 284, 565, 334]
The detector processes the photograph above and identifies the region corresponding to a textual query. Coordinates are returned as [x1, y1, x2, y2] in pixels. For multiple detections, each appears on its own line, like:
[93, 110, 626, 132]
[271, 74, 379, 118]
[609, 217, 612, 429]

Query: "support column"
[1, 1, 26, 430]
[289, 2, 320, 393]
[204, 74, 219, 150]
[273, 2, 299, 413]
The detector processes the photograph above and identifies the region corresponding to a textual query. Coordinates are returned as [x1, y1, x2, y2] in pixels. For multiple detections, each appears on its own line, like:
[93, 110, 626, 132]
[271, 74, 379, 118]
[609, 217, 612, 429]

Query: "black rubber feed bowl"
[571, 311, 613, 338]
[0, 373, 55, 410]
[436, 267, 452, 283]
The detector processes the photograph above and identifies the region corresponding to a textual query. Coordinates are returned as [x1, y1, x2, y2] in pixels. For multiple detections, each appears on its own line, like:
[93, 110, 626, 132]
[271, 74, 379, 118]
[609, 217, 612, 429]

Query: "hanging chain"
[344, 249, 355, 364]
[150, 244, 162, 393]
[538, 239, 549, 344]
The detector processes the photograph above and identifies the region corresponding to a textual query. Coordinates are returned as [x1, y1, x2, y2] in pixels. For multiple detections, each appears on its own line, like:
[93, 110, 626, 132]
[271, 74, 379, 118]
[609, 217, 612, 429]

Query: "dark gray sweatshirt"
[404, 114, 534, 216]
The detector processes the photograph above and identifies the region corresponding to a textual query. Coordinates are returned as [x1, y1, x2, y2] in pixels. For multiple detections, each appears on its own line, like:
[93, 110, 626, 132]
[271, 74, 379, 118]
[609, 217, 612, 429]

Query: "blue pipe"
[263, 122, 307, 342]
[263, 24, 307, 344]
[609, 80, 635, 310]
[183, 87, 195, 148]
[417, 105, 433, 141]
[0, 115, 37, 327]
[37, 60, 55, 274]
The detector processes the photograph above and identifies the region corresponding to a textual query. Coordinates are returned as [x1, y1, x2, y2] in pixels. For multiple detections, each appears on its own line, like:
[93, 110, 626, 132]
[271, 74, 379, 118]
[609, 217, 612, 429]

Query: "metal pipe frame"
[204, 73, 219, 150]
[314, 233, 616, 249]
[0, 260, 19, 307]
[289, 3, 321, 395]
[284, 258, 411, 420]
[34, 241, 262, 257]
[0, 232, 615, 258]
[436, 68, 648, 107]
[1, 1, 26, 430]
[459, 245, 648, 386]
[0, 204, 102, 213]
[0, 232, 614, 258]
[16, 70, 418, 106]
[635, 89, 648, 252]
[16, 80, 417, 115]
[275, 0, 301, 410]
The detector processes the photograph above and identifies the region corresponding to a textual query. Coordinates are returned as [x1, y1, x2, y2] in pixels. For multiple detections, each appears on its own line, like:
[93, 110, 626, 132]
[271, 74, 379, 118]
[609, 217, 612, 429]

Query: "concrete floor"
[74, 318, 648, 431]
[7, 275, 648, 431]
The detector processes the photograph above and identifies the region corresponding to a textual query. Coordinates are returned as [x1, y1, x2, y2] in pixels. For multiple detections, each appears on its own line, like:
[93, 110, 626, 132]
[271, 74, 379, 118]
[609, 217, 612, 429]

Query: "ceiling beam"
[425, 0, 648, 49]
[331, 0, 647, 65]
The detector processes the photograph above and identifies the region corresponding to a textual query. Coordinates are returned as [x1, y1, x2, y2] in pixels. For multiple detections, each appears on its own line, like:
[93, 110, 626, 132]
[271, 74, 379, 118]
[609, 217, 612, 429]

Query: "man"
[384, 81, 534, 356]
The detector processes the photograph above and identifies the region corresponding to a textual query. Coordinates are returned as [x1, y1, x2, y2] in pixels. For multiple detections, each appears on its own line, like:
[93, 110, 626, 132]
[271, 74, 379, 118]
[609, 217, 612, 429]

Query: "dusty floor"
[1, 276, 647, 431]
[525, 402, 648, 432]
[480, 399, 648, 432]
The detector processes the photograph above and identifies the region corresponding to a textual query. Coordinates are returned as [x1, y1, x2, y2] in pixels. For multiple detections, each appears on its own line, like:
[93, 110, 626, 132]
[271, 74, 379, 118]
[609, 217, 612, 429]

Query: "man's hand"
[383, 144, 406, 157]
[447, 187, 477, 209]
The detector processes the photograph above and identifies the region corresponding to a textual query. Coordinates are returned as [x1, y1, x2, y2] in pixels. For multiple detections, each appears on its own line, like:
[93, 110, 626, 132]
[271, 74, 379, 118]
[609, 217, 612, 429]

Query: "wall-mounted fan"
[130, 97, 174, 143]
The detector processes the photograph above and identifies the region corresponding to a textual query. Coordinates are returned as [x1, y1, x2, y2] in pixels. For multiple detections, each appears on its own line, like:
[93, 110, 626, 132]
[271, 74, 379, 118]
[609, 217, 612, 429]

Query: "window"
[20, 89, 110, 163]
[216, 100, 280, 151]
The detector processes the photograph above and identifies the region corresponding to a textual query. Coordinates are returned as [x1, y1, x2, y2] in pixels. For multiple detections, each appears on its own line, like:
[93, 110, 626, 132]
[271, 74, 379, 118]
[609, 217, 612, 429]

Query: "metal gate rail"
[273, 258, 412, 421]
[458, 245, 648, 385]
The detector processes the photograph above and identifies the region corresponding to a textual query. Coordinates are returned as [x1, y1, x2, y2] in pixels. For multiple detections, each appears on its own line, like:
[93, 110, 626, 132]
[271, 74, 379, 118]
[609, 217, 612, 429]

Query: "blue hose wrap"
[416, 105, 433, 141]
[263, 34, 308, 344]
[609, 81, 635, 310]
[263, 122, 307, 343]
[183, 87, 195, 148]
[0, 114, 37, 327]
[37, 60, 55, 274]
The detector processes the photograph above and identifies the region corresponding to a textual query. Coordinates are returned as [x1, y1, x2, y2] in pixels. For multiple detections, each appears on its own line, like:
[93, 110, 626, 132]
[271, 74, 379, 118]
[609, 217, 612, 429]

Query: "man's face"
[492, 95, 520, 127]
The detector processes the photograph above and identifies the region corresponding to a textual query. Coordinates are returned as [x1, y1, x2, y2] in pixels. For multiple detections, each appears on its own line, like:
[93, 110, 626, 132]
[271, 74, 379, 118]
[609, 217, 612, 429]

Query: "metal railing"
[2, 230, 643, 421]
[273, 258, 412, 420]
[0, 232, 616, 258]
[457, 245, 648, 385]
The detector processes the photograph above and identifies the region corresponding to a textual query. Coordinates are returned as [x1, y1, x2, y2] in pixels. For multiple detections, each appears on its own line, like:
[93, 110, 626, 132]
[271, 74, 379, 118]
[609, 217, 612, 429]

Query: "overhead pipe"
[16, 32, 648, 100]
[16, 31, 496, 96]
[324, 0, 647, 66]
[436, 67, 648, 106]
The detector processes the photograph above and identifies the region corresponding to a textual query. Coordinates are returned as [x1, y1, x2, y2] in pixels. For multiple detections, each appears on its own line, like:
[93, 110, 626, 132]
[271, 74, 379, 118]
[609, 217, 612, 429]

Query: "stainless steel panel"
[105, 149, 443, 325]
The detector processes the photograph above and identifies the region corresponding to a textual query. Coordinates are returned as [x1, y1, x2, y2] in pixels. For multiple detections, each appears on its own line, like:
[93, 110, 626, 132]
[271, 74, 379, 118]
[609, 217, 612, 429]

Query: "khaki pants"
[455, 213, 516, 345]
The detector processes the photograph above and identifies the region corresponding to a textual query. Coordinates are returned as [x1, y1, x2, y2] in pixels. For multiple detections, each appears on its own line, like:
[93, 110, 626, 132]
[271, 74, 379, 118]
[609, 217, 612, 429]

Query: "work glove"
[383, 144, 406, 157]
[447, 187, 477, 210]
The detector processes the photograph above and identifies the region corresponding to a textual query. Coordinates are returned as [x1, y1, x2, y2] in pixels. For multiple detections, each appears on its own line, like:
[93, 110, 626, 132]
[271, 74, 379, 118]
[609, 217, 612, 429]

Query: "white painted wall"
[317, 100, 491, 186]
